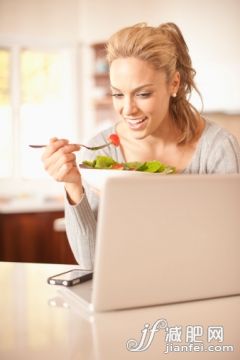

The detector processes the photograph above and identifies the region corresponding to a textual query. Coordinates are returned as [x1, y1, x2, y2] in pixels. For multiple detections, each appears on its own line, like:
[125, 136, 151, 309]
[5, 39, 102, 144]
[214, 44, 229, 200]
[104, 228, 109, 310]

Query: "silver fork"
[29, 143, 112, 151]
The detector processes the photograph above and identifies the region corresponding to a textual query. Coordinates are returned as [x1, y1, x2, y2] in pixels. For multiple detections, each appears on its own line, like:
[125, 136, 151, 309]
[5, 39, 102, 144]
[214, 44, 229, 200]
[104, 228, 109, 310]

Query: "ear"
[170, 71, 180, 95]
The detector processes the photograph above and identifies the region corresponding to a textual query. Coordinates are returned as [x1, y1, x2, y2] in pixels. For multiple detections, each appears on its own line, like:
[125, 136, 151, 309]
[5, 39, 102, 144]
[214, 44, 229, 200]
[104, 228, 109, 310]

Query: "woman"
[42, 23, 240, 269]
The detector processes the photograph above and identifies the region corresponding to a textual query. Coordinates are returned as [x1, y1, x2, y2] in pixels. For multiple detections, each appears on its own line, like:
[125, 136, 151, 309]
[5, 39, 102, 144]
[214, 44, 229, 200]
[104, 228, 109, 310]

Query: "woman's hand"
[42, 137, 84, 204]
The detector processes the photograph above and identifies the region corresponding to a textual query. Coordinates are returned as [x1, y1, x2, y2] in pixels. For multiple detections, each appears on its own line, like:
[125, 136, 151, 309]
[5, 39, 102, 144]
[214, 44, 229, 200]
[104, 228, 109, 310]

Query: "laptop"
[59, 173, 240, 312]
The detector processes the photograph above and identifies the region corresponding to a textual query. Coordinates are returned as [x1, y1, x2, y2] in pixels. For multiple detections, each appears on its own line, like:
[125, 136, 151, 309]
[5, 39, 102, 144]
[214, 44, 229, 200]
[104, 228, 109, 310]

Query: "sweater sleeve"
[64, 156, 100, 269]
[64, 189, 97, 270]
[63, 126, 118, 269]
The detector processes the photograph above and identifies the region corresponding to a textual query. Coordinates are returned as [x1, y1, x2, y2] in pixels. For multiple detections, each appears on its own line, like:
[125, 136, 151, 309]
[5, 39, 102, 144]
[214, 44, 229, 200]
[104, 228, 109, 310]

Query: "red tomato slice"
[111, 163, 124, 170]
[108, 133, 120, 147]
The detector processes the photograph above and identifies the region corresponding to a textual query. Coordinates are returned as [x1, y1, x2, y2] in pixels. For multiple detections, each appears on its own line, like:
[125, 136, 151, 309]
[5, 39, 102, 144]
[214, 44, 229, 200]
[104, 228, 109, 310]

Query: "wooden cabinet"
[0, 211, 77, 264]
[91, 43, 117, 125]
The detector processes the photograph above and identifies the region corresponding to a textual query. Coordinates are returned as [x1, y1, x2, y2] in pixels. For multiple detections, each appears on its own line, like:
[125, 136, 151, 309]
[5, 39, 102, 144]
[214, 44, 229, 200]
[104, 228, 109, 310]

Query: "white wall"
[0, 0, 79, 43]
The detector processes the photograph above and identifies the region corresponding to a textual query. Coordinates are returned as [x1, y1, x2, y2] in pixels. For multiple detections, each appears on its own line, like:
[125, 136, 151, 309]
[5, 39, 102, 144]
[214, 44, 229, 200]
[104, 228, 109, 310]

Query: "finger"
[48, 143, 81, 162]
[48, 152, 77, 177]
[42, 139, 70, 161]
[43, 143, 80, 173]
[50, 137, 69, 143]
[50, 137, 58, 143]
[59, 143, 81, 154]
[55, 161, 77, 182]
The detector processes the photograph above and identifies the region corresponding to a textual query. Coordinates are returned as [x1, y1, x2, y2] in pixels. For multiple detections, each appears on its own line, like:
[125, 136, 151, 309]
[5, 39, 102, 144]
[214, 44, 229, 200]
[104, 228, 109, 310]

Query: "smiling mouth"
[126, 117, 147, 126]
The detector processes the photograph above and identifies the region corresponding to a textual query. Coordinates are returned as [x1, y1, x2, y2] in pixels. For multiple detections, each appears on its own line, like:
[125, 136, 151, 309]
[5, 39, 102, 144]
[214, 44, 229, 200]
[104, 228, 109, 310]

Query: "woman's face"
[109, 57, 179, 140]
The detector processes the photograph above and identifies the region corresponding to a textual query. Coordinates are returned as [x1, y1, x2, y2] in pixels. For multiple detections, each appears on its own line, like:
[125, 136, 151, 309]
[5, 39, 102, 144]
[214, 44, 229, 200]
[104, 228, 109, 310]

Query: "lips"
[125, 117, 147, 129]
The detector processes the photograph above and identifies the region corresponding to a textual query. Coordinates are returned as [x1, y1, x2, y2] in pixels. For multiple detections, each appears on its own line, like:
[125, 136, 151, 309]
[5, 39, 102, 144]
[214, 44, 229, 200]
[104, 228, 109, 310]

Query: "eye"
[111, 93, 124, 98]
[136, 92, 152, 98]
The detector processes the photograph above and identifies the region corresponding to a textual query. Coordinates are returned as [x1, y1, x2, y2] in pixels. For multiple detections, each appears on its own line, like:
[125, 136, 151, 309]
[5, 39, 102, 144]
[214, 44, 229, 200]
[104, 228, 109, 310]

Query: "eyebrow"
[110, 83, 155, 92]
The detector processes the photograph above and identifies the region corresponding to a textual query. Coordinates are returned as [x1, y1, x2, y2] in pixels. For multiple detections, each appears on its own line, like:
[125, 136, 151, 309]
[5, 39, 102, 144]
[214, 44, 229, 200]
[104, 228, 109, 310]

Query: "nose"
[122, 96, 138, 116]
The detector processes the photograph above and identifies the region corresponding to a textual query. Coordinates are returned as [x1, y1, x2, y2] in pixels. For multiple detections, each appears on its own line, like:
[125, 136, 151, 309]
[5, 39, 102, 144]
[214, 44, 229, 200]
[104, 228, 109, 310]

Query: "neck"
[147, 117, 180, 146]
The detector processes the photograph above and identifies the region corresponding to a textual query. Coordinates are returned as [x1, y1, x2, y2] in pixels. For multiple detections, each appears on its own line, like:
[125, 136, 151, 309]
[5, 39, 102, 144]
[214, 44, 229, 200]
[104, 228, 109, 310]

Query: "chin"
[130, 130, 148, 140]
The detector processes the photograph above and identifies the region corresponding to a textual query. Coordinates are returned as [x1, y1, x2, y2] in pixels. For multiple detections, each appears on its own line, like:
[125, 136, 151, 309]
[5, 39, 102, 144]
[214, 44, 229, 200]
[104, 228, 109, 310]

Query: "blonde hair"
[106, 23, 202, 144]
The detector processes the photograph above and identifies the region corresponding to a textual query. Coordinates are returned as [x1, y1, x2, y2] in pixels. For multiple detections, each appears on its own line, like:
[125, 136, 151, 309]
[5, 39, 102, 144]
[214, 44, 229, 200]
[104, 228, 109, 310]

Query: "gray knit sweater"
[64, 120, 240, 269]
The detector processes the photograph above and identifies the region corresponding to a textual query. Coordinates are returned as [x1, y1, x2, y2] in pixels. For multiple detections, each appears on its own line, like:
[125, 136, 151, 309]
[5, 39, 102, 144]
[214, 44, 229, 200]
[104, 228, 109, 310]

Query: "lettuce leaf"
[82, 156, 176, 173]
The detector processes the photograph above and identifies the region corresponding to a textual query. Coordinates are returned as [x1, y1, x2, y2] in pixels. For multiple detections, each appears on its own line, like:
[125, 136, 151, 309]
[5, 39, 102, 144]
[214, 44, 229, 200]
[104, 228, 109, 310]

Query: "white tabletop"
[0, 262, 239, 360]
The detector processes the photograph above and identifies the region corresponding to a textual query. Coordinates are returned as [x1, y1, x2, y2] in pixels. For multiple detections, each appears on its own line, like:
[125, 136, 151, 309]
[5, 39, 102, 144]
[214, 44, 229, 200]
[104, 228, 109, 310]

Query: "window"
[0, 46, 78, 179]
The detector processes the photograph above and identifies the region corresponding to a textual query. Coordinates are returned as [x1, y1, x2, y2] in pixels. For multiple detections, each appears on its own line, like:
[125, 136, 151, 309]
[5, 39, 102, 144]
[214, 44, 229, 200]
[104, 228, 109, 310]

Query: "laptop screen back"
[92, 174, 240, 312]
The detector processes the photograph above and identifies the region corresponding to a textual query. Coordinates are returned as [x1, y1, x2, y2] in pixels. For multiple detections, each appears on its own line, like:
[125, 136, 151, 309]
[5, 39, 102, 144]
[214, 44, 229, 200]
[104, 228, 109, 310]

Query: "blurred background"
[0, 0, 239, 264]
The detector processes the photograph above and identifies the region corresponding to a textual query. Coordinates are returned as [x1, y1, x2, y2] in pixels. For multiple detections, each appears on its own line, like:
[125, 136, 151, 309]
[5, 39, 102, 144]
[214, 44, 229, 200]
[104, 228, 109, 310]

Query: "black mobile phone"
[47, 269, 93, 287]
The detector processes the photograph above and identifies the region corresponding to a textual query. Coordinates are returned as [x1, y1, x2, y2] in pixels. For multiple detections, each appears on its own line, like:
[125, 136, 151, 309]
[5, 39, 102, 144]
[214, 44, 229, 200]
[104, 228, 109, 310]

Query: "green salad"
[81, 156, 176, 174]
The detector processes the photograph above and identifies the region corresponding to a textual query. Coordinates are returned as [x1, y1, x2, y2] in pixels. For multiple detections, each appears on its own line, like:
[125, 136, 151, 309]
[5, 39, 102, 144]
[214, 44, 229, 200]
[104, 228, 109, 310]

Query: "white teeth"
[127, 118, 146, 125]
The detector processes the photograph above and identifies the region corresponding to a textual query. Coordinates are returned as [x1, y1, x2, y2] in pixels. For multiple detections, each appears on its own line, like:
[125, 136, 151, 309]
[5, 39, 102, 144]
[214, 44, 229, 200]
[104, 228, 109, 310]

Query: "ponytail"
[159, 23, 203, 143]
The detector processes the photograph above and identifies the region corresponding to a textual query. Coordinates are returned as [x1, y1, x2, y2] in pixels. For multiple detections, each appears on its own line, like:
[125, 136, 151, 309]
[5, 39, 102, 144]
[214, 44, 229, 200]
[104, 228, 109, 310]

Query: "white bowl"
[79, 166, 163, 193]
